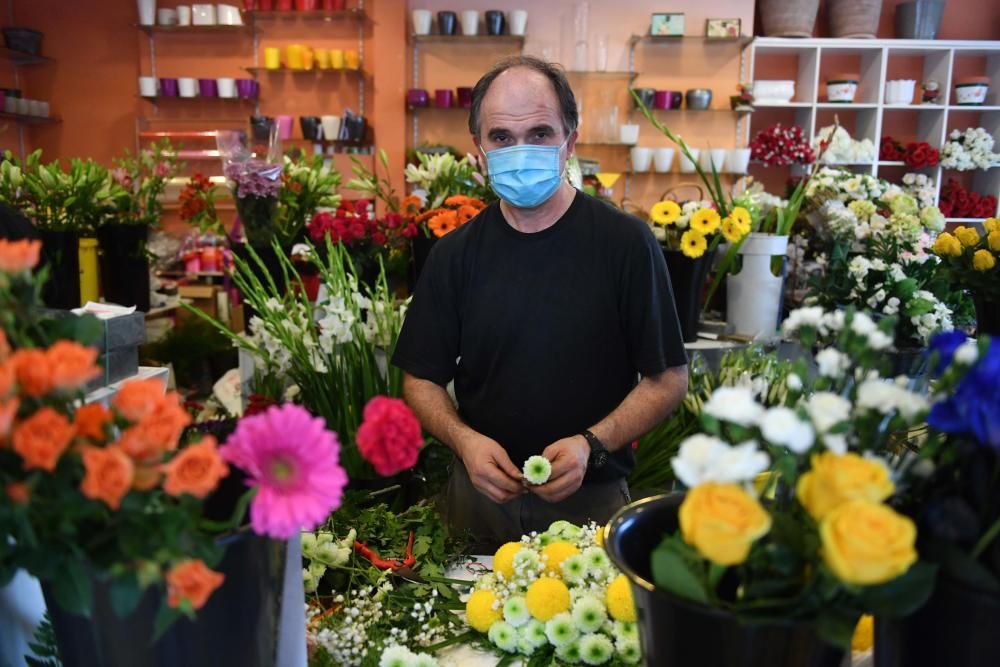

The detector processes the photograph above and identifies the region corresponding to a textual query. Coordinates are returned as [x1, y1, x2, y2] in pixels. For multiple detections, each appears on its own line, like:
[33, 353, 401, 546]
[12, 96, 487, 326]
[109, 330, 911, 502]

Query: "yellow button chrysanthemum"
[493, 542, 523, 579]
[650, 200, 681, 226]
[541, 541, 580, 576]
[525, 577, 571, 621]
[972, 249, 996, 272]
[606, 574, 636, 622]
[466, 589, 502, 633]
[689, 208, 721, 235]
[680, 229, 708, 259]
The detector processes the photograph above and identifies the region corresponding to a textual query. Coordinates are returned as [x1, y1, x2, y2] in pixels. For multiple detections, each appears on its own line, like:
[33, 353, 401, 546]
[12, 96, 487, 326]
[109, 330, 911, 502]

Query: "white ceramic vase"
[679, 148, 700, 173]
[137, 0, 157, 25]
[630, 147, 653, 172]
[726, 234, 789, 340]
[653, 147, 675, 172]
[725, 148, 752, 174]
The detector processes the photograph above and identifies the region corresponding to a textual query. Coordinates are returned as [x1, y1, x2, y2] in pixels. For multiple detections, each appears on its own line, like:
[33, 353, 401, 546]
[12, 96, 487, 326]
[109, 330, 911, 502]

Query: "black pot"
[437, 11, 457, 35]
[97, 224, 150, 311]
[894, 1, 945, 39]
[605, 494, 847, 667]
[663, 247, 716, 343]
[38, 229, 81, 310]
[299, 116, 322, 141]
[974, 294, 1000, 337]
[874, 573, 1000, 667]
[249, 115, 275, 143]
[631, 87, 656, 109]
[2, 27, 42, 55]
[409, 233, 438, 291]
[44, 534, 286, 667]
[485, 10, 505, 35]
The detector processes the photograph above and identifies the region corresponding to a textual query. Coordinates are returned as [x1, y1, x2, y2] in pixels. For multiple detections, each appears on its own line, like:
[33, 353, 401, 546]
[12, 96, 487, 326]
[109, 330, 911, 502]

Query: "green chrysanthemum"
[572, 595, 608, 634]
[503, 596, 530, 627]
[412, 654, 439, 667]
[579, 633, 615, 665]
[583, 546, 611, 576]
[518, 636, 538, 656]
[379, 645, 413, 667]
[520, 619, 548, 649]
[616, 637, 641, 664]
[546, 520, 583, 540]
[556, 640, 582, 663]
[546, 612, 580, 648]
[561, 554, 588, 584]
[613, 620, 638, 643]
[513, 548, 542, 574]
[488, 621, 519, 653]
[523, 455, 552, 485]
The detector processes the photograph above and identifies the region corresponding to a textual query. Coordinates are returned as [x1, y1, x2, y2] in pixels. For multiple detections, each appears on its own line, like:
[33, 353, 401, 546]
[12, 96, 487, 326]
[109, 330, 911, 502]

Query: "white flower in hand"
[523, 455, 552, 485]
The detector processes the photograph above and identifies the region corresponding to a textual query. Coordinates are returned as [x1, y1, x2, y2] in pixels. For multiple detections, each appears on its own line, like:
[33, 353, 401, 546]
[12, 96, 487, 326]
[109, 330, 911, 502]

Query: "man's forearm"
[401, 373, 476, 456]
[589, 365, 688, 452]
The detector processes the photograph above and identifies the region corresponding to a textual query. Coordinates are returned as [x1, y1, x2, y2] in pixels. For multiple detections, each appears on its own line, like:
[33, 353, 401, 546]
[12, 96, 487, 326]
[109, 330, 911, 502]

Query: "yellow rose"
[954, 225, 981, 247]
[651, 200, 681, 226]
[985, 217, 1000, 233]
[679, 482, 771, 566]
[988, 230, 1000, 253]
[690, 208, 721, 235]
[820, 499, 917, 585]
[973, 249, 996, 272]
[680, 229, 708, 259]
[931, 232, 962, 257]
[796, 452, 894, 521]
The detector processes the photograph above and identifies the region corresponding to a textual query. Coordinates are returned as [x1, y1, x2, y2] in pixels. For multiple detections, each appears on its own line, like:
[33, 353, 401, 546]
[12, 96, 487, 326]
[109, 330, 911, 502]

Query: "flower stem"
[973, 515, 1000, 559]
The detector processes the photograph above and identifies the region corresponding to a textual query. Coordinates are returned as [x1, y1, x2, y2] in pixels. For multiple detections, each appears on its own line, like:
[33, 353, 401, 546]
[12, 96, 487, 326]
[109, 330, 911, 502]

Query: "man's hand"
[456, 432, 525, 504]
[530, 436, 589, 503]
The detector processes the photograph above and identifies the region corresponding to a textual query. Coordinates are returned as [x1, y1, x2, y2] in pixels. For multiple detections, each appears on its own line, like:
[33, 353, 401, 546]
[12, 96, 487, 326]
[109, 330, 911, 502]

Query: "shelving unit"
[0, 46, 51, 66]
[0, 111, 60, 125]
[134, 24, 248, 35]
[747, 37, 1000, 218]
[0, 43, 56, 159]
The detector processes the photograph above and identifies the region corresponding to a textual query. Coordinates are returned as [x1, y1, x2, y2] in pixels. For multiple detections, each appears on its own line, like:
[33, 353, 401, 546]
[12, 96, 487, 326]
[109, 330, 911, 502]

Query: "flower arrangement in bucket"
[0, 238, 347, 641]
[605, 305, 938, 664]
[932, 218, 1000, 335]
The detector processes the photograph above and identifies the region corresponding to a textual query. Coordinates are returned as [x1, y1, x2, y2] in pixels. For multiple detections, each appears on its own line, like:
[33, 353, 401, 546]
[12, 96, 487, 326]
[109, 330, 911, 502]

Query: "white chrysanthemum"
[868, 330, 893, 351]
[523, 455, 552, 485]
[379, 645, 415, 667]
[702, 386, 764, 426]
[856, 380, 929, 421]
[520, 619, 549, 649]
[489, 621, 519, 653]
[504, 596, 530, 627]
[411, 654, 438, 667]
[617, 636, 642, 664]
[782, 306, 825, 335]
[786, 373, 803, 392]
[805, 392, 852, 433]
[561, 554, 588, 584]
[760, 406, 815, 454]
[546, 612, 579, 647]
[557, 640, 583, 663]
[571, 595, 608, 634]
[579, 632, 615, 665]
[613, 620, 639, 642]
[582, 547, 611, 577]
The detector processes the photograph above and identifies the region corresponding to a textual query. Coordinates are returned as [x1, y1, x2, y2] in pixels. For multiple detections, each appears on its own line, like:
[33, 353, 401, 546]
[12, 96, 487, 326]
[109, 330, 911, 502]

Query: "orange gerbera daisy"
[400, 195, 424, 218]
[466, 198, 486, 210]
[444, 194, 470, 207]
[428, 210, 459, 238]
[456, 205, 481, 225]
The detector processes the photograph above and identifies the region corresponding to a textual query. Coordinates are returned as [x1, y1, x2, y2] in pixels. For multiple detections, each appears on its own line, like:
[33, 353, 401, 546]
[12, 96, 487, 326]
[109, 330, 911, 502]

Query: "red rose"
[939, 200, 954, 217]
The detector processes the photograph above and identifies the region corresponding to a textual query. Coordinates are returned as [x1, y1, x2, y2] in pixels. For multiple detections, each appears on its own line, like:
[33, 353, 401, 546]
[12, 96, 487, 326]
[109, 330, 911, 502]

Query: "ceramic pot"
[679, 148, 701, 173]
[955, 77, 990, 105]
[437, 11, 457, 35]
[485, 10, 505, 35]
[235, 78, 256, 98]
[299, 116, 322, 141]
[461, 10, 479, 36]
[686, 89, 712, 110]
[630, 146, 653, 172]
[509, 9, 528, 36]
[406, 89, 430, 108]
[435, 89, 453, 108]
[726, 234, 789, 340]
[653, 147, 675, 172]
[664, 248, 716, 342]
[826, 75, 859, 103]
[457, 87, 473, 109]
[137, 0, 157, 26]
[159, 77, 179, 97]
[632, 87, 656, 109]
[894, 0, 945, 39]
[412, 9, 432, 35]
[198, 78, 218, 97]
[654, 90, 670, 110]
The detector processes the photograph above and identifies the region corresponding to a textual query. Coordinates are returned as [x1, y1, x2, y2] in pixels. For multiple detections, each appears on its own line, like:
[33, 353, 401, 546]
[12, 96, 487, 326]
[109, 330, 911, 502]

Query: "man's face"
[475, 67, 577, 163]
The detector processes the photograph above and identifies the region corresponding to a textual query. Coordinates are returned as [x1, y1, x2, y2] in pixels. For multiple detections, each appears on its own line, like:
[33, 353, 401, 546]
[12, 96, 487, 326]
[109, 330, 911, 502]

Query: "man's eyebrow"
[487, 124, 556, 136]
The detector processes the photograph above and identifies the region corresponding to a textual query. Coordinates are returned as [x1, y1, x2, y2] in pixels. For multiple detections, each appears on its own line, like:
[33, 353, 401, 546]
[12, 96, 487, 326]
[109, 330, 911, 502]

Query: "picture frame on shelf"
[706, 18, 741, 39]
[650, 13, 685, 37]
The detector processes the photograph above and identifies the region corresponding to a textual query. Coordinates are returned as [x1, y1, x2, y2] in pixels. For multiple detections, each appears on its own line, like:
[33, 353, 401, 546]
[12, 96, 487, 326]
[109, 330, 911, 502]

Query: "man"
[391, 56, 688, 549]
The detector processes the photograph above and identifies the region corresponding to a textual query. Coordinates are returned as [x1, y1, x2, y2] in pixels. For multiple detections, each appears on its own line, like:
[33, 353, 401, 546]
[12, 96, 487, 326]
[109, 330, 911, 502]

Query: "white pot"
[412, 9, 432, 35]
[700, 148, 726, 173]
[885, 79, 916, 105]
[137, 0, 156, 26]
[509, 10, 528, 36]
[619, 124, 640, 145]
[191, 4, 216, 25]
[630, 147, 653, 172]
[321, 115, 342, 141]
[726, 233, 789, 340]
[216, 4, 243, 25]
[955, 82, 989, 105]
[217, 77, 236, 98]
[826, 79, 858, 103]
[679, 148, 700, 173]
[138, 76, 158, 97]
[461, 10, 479, 36]
[653, 147, 675, 172]
[177, 6, 192, 26]
[751, 80, 794, 104]
[178, 77, 198, 97]
[725, 148, 751, 174]
[157, 7, 177, 25]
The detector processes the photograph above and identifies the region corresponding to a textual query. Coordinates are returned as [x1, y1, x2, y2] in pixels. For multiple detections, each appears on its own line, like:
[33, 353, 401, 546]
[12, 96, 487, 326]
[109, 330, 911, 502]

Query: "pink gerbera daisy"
[220, 403, 347, 539]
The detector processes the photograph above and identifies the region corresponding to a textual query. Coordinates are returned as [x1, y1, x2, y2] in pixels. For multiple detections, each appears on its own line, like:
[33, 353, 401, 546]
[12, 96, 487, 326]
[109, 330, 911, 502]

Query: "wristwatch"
[580, 430, 610, 470]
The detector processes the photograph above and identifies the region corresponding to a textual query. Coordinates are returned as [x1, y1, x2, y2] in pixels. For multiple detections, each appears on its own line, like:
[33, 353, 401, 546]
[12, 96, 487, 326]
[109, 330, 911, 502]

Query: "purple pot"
[198, 79, 218, 97]
[159, 78, 179, 97]
[669, 91, 683, 109]
[406, 88, 429, 108]
[457, 86, 473, 109]
[435, 89, 453, 108]
[654, 90, 669, 109]
[236, 78, 256, 99]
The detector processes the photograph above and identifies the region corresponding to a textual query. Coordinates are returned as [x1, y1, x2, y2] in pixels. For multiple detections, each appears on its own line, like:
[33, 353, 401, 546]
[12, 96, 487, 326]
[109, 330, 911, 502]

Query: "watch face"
[593, 450, 609, 468]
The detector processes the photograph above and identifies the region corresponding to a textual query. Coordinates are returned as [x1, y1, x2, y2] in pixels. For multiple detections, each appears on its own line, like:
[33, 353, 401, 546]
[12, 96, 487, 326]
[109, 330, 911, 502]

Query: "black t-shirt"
[391, 190, 687, 482]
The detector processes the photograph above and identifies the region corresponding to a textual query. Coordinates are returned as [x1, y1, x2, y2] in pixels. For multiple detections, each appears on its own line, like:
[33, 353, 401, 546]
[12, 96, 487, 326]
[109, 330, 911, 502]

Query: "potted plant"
[605, 305, 937, 665]
[931, 219, 1000, 336]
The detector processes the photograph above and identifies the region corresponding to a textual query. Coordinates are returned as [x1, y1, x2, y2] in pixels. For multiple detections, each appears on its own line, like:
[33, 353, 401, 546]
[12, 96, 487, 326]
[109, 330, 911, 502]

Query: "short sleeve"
[620, 226, 688, 375]
[390, 241, 461, 386]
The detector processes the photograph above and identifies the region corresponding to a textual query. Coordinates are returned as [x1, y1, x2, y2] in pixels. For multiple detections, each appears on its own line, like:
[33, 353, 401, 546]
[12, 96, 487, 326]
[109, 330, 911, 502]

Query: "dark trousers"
[443, 461, 630, 553]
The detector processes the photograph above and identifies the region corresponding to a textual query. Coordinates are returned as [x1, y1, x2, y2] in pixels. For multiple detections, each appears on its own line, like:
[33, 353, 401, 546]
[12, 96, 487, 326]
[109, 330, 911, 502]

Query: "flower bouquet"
[750, 123, 815, 167]
[274, 153, 342, 249]
[932, 219, 1000, 334]
[218, 130, 283, 249]
[179, 173, 223, 235]
[308, 200, 418, 280]
[414, 194, 487, 239]
[901, 172, 937, 210]
[813, 125, 876, 165]
[403, 150, 494, 214]
[940, 127, 1000, 171]
[938, 177, 998, 219]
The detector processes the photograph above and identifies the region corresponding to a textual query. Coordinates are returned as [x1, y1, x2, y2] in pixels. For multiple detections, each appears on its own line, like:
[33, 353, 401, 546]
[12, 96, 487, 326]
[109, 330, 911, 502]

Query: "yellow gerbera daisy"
[650, 200, 681, 226]
[680, 229, 708, 258]
[729, 206, 752, 228]
[721, 217, 750, 244]
[689, 208, 721, 235]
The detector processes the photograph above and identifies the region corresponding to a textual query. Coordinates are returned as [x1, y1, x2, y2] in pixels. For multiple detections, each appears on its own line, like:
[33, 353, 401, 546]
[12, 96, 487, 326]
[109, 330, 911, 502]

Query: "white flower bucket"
[726, 234, 789, 340]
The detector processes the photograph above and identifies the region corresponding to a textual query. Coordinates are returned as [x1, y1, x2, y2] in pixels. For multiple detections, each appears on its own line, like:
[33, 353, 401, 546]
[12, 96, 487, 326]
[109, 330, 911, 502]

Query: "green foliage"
[25, 612, 62, 667]
[141, 316, 236, 393]
[110, 138, 181, 227]
[275, 153, 342, 247]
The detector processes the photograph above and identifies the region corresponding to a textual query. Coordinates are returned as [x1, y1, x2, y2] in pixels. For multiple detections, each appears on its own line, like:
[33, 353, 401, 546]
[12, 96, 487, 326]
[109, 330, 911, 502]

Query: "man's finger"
[533, 470, 582, 499]
[485, 464, 524, 494]
[493, 451, 524, 482]
[476, 478, 515, 504]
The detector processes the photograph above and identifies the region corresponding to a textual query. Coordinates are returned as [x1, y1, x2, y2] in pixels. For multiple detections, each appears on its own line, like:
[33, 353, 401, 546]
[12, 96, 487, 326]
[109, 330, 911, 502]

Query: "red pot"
[276, 0, 293, 10]
[322, 0, 346, 8]
[258, 0, 274, 9]
[243, 0, 256, 9]
[295, 0, 317, 9]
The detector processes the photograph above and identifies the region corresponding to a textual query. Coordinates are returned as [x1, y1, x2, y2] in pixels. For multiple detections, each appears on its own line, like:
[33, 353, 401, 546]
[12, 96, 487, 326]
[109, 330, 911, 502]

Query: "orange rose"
[74, 403, 113, 441]
[162, 436, 229, 499]
[12, 407, 74, 471]
[0, 330, 10, 361]
[46, 340, 100, 390]
[113, 378, 168, 422]
[166, 559, 225, 610]
[0, 361, 13, 398]
[117, 395, 191, 462]
[9, 348, 54, 398]
[5, 482, 30, 504]
[80, 445, 134, 510]
[0, 398, 19, 442]
[0, 239, 42, 273]
[132, 463, 162, 491]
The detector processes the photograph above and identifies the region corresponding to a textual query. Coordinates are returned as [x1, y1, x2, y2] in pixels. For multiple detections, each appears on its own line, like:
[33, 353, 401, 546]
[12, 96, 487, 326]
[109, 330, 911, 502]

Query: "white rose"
[868, 330, 894, 351]
[713, 440, 771, 484]
[805, 392, 852, 433]
[955, 340, 979, 365]
[671, 434, 731, 488]
[850, 312, 878, 337]
[703, 386, 765, 427]
[760, 407, 815, 454]
[823, 433, 849, 454]
[816, 348, 849, 378]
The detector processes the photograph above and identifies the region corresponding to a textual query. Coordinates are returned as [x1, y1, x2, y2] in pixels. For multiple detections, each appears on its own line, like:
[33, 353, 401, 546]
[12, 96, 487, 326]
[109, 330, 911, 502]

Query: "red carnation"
[356, 396, 424, 477]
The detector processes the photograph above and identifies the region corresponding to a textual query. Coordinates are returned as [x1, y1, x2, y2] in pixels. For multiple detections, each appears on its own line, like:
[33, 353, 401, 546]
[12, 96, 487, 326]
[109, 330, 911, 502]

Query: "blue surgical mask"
[482, 140, 567, 209]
